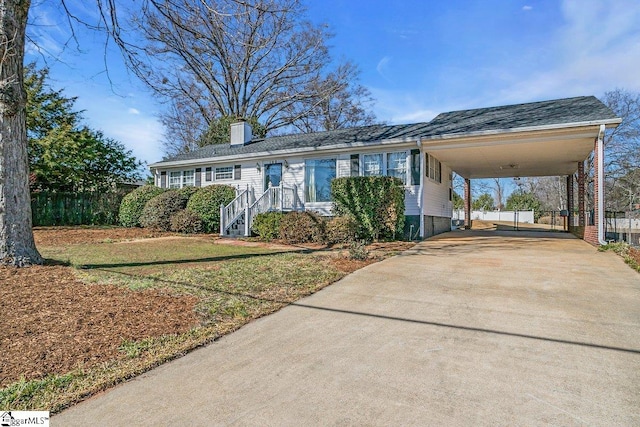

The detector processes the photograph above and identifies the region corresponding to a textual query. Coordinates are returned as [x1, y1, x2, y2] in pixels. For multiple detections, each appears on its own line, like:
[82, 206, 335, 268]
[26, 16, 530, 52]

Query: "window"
[169, 171, 181, 189]
[215, 166, 233, 180]
[387, 152, 407, 184]
[410, 149, 420, 185]
[169, 170, 195, 188]
[363, 153, 383, 176]
[426, 154, 441, 183]
[234, 164, 241, 180]
[182, 170, 195, 187]
[305, 159, 336, 203]
[350, 154, 359, 177]
[205, 167, 212, 182]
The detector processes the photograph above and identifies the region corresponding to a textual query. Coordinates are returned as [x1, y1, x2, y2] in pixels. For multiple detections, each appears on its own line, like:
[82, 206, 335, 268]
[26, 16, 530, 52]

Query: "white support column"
[597, 124, 606, 245]
[219, 204, 225, 236]
[244, 204, 250, 237]
[417, 138, 425, 239]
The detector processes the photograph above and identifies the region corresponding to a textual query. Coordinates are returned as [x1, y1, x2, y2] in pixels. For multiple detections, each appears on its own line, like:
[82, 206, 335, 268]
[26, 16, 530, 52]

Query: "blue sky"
[27, 0, 640, 170]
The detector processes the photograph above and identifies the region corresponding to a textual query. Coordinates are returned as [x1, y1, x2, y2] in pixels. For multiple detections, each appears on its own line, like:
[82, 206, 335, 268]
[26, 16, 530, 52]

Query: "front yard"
[0, 227, 412, 413]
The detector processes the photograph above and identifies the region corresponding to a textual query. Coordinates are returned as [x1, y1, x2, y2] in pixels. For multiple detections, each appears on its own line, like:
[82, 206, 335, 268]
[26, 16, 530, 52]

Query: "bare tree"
[132, 1, 329, 129]
[581, 89, 640, 211]
[286, 62, 378, 133]
[492, 178, 506, 210]
[122, 0, 377, 155]
[522, 176, 566, 211]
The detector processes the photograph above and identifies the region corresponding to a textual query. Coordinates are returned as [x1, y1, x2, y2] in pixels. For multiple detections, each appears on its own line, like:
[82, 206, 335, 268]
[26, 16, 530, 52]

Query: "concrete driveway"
[54, 230, 640, 426]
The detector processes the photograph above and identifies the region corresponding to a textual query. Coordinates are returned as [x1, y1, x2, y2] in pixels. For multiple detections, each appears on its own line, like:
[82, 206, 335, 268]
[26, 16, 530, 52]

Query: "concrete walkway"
[54, 230, 640, 426]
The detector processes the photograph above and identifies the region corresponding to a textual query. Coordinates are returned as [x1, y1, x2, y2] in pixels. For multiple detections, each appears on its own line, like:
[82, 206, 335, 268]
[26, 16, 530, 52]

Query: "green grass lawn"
[2, 236, 352, 413]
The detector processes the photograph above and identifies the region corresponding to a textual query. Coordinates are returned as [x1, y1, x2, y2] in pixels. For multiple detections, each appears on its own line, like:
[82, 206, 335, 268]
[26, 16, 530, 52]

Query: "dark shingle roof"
[420, 95, 618, 138]
[154, 96, 618, 165]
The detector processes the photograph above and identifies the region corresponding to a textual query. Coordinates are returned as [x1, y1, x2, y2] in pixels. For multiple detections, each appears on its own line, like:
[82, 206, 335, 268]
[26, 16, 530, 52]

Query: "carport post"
[464, 178, 471, 229]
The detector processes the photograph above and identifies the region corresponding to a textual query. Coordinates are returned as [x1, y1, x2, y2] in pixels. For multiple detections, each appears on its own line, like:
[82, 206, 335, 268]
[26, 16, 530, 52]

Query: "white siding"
[336, 154, 351, 178]
[423, 161, 452, 218]
[156, 144, 425, 217]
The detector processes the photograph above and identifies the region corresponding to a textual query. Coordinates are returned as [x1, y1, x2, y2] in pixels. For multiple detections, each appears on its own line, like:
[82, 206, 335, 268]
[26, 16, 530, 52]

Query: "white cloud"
[107, 118, 164, 167]
[128, 108, 141, 115]
[376, 56, 393, 83]
[522, 5, 533, 11]
[491, 0, 640, 104]
[369, 87, 443, 124]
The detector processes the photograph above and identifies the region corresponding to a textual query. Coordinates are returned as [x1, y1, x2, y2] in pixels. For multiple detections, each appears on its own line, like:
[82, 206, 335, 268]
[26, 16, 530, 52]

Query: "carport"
[418, 96, 621, 245]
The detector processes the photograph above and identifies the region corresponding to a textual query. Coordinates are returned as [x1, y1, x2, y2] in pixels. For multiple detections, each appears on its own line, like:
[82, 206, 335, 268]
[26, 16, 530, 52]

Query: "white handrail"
[220, 189, 248, 235]
[222, 184, 302, 236]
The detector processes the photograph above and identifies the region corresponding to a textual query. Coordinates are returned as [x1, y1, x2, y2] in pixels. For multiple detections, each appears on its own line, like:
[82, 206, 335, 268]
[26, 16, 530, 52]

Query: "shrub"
[348, 240, 370, 260]
[186, 185, 237, 233]
[279, 211, 325, 244]
[118, 185, 165, 227]
[177, 185, 199, 200]
[252, 212, 285, 241]
[139, 190, 191, 230]
[170, 209, 203, 234]
[331, 176, 405, 241]
[325, 216, 358, 245]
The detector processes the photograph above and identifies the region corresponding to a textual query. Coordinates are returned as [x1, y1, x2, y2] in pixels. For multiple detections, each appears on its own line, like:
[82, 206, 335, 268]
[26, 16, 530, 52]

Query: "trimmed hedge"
[170, 209, 203, 234]
[139, 190, 191, 231]
[331, 176, 405, 241]
[252, 212, 285, 241]
[186, 185, 237, 233]
[119, 185, 165, 227]
[278, 211, 325, 244]
[176, 186, 199, 200]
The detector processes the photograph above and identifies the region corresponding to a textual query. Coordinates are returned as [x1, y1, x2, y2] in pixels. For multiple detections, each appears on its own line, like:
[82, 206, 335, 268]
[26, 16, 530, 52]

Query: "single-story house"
[149, 96, 620, 242]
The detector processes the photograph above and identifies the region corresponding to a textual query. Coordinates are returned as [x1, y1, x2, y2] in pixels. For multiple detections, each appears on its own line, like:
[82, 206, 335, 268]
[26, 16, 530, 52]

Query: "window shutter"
[410, 149, 420, 185]
[234, 164, 241, 180]
[205, 167, 212, 182]
[350, 154, 359, 176]
[195, 168, 202, 187]
[160, 171, 167, 188]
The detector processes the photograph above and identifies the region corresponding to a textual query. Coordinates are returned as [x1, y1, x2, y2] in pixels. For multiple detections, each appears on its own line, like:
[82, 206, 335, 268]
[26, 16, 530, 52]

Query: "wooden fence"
[31, 190, 129, 226]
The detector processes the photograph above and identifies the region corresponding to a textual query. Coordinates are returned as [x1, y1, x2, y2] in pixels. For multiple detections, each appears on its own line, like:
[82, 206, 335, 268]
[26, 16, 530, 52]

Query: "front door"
[264, 163, 282, 191]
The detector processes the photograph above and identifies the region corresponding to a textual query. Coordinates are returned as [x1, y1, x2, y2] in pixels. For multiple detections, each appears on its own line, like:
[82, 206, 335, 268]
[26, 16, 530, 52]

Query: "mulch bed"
[1, 227, 416, 389]
[33, 227, 183, 247]
[630, 247, 640, 265]
[0, 265, 199, 388]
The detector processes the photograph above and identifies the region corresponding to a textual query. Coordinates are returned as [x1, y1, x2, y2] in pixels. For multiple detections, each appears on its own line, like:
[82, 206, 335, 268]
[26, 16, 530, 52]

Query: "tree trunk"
[0, 0, 42, 266]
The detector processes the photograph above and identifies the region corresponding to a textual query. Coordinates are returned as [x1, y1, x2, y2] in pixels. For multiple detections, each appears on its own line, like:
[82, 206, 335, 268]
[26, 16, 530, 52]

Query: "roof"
[151, 96, 619, 167]
[420, 95, 619, 139]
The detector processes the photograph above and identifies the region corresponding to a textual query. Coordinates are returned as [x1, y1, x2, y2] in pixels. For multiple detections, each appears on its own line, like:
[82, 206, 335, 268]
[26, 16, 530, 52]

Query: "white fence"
[453, 210, 535, 224]
[606, 218, 640, 231]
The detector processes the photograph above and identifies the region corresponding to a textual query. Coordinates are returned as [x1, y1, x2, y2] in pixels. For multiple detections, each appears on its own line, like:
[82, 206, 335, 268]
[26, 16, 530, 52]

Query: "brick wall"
[570, 226, 585, 239]
[584, 225, 599, 246]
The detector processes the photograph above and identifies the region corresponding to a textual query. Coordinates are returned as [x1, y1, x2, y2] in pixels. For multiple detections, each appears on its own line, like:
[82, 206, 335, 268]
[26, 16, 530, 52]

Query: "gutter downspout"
[418, 137, 425, 239]
[597, 124, 606, 245]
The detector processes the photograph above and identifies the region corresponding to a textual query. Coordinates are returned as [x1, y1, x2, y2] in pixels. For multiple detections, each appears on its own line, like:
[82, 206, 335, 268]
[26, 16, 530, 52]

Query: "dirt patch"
[33, 227, 182, 247]
[0, 265, 199, 388]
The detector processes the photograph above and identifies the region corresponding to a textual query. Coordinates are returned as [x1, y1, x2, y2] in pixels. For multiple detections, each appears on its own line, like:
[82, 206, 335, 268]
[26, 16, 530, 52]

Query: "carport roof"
[419, 96, 618, 138]
[419, 96, 621, 179]
[151, 96, 620, 177]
